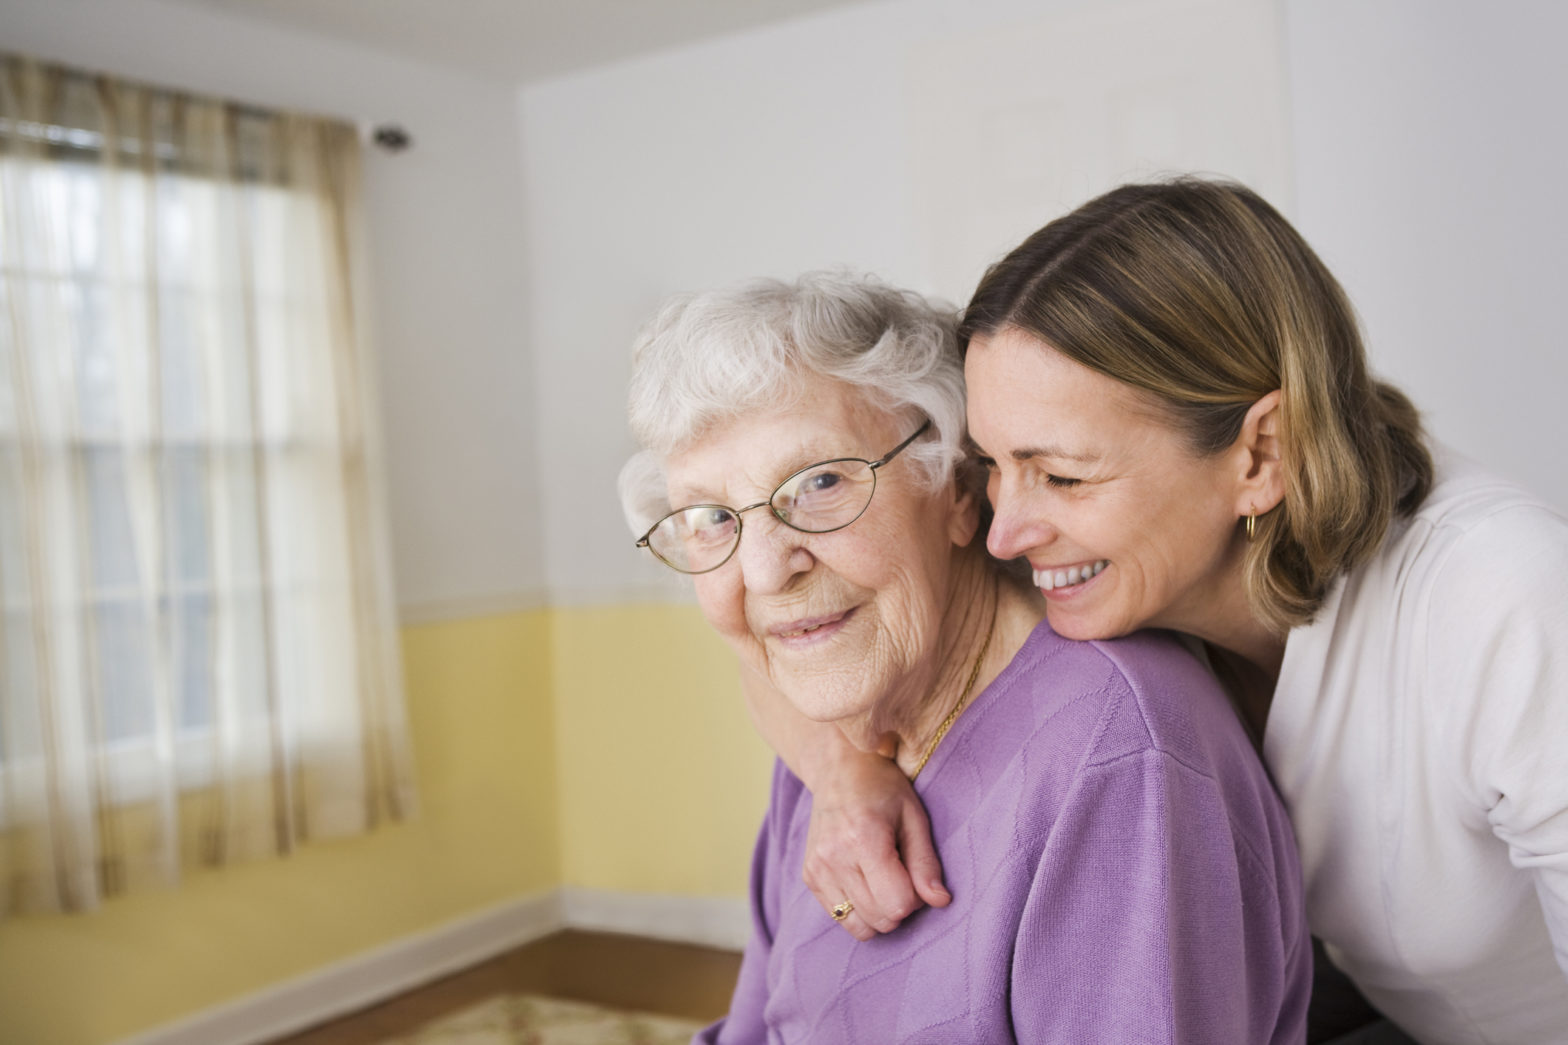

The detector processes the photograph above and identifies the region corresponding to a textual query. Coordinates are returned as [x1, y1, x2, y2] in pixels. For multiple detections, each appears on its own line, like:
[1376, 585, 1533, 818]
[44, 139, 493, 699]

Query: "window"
[0, 55, 412, 915]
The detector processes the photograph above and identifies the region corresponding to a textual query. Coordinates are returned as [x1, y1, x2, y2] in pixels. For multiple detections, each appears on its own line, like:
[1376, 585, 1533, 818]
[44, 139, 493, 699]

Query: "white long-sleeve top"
[1267, 447, 1568, 1044]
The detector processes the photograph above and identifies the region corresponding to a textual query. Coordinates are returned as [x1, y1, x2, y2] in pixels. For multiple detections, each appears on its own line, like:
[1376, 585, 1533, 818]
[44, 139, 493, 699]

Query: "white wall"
[1286, 0, 1568, 511]
[519, 0, 1294, 605]
[9, 0, 1560, 617]
[0, 0, 547, 616]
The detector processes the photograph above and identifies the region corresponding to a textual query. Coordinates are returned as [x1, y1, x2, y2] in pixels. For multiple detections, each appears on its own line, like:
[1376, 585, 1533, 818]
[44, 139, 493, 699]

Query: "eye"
[976, 456, 998, 472]
[782, 464, 859, 510]
[774, 460, 874, 529]
[681, 507, 738, 545]
[1045, 474, 1082, 489]
[799, 470, 843, 495]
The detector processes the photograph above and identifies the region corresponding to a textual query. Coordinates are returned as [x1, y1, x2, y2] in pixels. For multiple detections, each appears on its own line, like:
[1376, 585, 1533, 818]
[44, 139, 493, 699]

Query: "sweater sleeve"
[1010, 747, 1309, 1045]
[694, 761, 793, 1045]
[1430, 505, 1568, 982]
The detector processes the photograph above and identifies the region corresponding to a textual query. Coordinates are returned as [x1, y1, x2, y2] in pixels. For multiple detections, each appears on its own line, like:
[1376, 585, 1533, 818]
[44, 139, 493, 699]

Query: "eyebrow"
[1004, 443, 1102, 464]
[667, 445, 847, 505]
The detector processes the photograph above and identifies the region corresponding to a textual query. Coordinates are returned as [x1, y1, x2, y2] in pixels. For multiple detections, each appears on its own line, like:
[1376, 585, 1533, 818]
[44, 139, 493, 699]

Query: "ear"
[1231, 390, 1286, 517]
[947, 480, 983, 549]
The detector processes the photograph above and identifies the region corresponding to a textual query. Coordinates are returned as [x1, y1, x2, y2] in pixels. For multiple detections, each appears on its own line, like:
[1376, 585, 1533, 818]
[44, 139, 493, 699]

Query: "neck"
[1203, 641, 1281, 743]
[882, 546, 1000, 778]
[1155, 535, 1285, 676]
[1163, 542, 1287, 739]
[1191, 616, 1287, 684]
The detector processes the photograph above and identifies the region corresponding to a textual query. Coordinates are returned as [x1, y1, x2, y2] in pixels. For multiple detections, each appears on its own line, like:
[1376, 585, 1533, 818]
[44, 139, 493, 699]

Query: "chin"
[777, 676, 870, 726]
[1046, 606, 1125, 642]
[788, 699, 847, 725]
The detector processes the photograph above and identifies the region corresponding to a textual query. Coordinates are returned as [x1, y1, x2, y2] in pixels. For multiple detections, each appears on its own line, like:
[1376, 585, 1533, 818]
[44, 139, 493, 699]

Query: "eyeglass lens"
[646, 459, 877, 573]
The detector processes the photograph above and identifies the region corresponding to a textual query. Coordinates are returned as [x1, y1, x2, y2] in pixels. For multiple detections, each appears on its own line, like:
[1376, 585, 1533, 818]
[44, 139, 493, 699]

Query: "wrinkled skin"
[668, 375, 990, 936]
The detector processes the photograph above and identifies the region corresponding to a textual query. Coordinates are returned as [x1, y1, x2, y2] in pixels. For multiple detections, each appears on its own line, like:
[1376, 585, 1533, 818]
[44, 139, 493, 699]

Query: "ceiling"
[163, 0, 877, 84]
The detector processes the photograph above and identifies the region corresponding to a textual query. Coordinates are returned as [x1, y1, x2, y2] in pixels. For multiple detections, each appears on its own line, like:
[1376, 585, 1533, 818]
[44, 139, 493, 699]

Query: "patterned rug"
[379, 992, 707, 1045]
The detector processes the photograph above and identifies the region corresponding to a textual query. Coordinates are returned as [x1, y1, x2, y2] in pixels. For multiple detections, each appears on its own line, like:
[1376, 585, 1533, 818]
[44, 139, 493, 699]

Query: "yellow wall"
[551, 604, 773, 897]
[0, 604, 773, 1045]
[0, 609, 562, 1045]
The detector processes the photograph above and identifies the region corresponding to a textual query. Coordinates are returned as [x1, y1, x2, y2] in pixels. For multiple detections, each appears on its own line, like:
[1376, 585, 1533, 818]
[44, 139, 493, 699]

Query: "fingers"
[798, 750, 939, 938]
[804, 851, 864, 936]
[856, 840, 922, 932]
[896, 797, 951, 909]
[830, 893, 878, 942]
[804, 829, 920, 936]
[806, 838, 909, 932]
[809, 866, 877, 942]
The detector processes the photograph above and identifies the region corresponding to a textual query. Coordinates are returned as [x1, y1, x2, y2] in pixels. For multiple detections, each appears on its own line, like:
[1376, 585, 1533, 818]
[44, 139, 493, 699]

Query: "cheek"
[1119, 499, 1231, 596]
[1157, 484, 1235, 554]
[693, 577, 752, 644]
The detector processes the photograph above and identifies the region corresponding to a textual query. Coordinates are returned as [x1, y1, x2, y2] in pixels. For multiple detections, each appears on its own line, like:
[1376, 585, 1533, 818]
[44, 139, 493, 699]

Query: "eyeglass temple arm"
[870, 418, 932, 471]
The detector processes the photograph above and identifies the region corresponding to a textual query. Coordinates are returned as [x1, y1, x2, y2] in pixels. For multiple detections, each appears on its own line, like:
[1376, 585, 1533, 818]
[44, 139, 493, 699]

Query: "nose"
[985, 476, 1053, 562]
[734, 510, 814, 593]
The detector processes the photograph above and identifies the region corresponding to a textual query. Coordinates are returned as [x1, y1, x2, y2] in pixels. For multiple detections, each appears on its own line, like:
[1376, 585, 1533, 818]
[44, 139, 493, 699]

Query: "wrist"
[803, 731, 898, 795]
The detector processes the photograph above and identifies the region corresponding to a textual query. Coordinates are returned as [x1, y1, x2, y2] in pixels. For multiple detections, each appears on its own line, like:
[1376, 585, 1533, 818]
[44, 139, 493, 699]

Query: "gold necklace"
[908, 601, 997, 782]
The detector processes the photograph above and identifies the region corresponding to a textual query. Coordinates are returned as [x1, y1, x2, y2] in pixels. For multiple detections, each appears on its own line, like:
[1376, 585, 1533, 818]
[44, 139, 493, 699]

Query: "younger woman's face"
[965, 325, 1247, 642]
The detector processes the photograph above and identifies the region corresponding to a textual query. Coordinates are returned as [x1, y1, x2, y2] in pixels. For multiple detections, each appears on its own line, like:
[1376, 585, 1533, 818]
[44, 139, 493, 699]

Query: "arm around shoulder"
[739, 663, 948, 937]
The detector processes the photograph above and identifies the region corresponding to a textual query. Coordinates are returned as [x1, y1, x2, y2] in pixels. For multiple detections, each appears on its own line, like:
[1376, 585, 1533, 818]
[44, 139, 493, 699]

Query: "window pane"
[82, 447, 141, 592]
[159, 286, 205, 440]
[173, 591, 212, 732]
[214, 445, 264, 587]
[72, 278, 119, 437]
[94, 598, 155, 743]
[59, 158, 103, 275]
[164, 446, 210, 587]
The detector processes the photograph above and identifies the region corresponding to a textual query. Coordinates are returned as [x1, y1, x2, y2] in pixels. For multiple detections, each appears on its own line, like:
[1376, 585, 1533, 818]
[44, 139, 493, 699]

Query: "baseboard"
[560, 887, 751, 952]
[113, 887, 749, 1045]
[113, 891, 564, 1045]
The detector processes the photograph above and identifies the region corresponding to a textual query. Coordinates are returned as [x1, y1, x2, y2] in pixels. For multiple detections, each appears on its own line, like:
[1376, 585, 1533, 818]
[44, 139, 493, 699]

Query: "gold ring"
[830, 900, 853, 922]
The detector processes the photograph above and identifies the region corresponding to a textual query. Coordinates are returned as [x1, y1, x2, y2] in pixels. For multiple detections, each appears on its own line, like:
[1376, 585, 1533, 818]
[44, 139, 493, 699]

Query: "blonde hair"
[959, 177, 1432, 631]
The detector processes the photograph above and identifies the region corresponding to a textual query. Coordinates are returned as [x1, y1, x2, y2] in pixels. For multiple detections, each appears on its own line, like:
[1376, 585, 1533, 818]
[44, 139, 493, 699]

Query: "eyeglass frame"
[635, 418, 933, 575]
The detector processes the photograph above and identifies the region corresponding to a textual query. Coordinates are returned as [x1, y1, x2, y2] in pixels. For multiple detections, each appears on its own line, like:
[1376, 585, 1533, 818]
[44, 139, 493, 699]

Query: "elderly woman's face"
[965, 326, 1246, 642]
[663, 375, 976, 736]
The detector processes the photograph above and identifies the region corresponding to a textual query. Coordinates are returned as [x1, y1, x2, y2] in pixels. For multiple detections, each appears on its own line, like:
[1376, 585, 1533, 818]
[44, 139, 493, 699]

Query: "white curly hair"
[617, 271, 971, 536]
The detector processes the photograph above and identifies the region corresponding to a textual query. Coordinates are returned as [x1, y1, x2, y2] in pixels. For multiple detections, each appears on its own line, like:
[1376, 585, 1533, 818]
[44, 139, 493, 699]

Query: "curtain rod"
[3, 52, 412, 154]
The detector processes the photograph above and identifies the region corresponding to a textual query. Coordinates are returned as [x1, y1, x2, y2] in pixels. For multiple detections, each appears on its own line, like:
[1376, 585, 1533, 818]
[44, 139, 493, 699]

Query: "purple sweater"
[698, 622, 1310, 1044]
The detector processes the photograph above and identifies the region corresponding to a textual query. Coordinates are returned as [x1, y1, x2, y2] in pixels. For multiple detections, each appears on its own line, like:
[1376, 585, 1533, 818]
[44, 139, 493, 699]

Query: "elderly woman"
[620, 273, 1309, 1043]
[778, 182, 1568, 1044]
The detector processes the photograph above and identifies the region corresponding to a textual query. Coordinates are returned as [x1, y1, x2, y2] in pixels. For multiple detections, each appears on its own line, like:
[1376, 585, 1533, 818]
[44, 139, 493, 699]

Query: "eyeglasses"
[636, 419, 932, 575]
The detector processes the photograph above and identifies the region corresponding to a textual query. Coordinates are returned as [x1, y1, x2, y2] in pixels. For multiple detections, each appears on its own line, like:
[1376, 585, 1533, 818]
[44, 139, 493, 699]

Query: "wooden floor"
[269, 930, 743, 1045]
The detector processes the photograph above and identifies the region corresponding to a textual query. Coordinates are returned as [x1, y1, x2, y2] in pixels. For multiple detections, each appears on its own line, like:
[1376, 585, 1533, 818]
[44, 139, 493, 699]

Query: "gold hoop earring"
[1245, 513, 1257, 542]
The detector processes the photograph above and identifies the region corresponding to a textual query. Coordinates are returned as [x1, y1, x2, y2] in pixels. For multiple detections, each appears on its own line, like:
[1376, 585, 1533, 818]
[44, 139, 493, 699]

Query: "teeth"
[1034, 560, 1107, 591]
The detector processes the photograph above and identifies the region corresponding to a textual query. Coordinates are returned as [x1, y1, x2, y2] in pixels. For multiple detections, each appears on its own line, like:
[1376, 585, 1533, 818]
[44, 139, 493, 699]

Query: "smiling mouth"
[1033, 560, 1109, 591]
[771, 608, 854, 640]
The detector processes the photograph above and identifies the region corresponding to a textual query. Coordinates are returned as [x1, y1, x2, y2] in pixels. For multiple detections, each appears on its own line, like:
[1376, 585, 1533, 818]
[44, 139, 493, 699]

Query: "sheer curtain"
[0, 55, 414, 916]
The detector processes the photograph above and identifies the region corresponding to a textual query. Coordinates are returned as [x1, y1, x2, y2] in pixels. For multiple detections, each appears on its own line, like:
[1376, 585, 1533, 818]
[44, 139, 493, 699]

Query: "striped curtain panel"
[0, 55, 414, 916]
